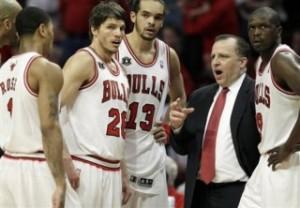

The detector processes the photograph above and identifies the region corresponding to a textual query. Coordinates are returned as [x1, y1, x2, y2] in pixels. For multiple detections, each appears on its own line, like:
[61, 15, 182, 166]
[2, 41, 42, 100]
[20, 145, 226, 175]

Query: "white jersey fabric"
[117, 37, 170, 194]
[254, 44, 300, 154]
[239, 44, 300, 208]
[60, 47, 129, 162]
[0, 52, 43, 152]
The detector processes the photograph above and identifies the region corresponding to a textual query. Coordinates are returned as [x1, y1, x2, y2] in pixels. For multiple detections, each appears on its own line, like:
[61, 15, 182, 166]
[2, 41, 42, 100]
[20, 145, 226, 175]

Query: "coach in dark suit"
[169, 34, 260, 208]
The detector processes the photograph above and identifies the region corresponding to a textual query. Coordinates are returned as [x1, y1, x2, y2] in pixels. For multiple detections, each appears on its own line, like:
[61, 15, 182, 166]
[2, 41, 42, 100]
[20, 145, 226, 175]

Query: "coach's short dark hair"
[16, 7, 50, 36]
[130, 0, 166, 14]
[89, 1, 125, 30]
[215, 34, 251, 58]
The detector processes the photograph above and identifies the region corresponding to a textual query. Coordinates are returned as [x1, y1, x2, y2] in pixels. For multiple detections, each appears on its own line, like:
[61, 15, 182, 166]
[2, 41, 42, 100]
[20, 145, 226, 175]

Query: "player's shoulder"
[64, 48, 95, 70]
[28, 58, 61, 86]
[31, 56, 61, 73]
[62, 48, 96, 81]
[271, 45, 298, 70]
[156, 38, 178, 59]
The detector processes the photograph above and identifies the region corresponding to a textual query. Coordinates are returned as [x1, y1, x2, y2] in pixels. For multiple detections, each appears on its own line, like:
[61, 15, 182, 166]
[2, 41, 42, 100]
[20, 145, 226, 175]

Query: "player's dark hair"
[16, 7, 50, 36]
[89, 1, 126, 30]
[215, 34, 251, 58]
[130, 0, 166, 14]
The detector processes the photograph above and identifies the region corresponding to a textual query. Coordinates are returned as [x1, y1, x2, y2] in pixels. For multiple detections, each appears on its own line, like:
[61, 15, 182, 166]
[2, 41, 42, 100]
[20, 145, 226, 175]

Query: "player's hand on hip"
[121, 173, 132, 205]
[152, 122, 168, 144]
[68, 168, 81, 190]
[64, 158, 81, 190]
[267, 144, 293, 171]
[52, 184, 66, 208]
[169, 97, 194, 129]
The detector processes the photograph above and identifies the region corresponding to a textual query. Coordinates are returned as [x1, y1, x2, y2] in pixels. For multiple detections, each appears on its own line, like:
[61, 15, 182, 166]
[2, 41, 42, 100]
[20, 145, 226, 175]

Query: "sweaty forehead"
[249, 14, 272, 25]
[212, 39, 236, 54]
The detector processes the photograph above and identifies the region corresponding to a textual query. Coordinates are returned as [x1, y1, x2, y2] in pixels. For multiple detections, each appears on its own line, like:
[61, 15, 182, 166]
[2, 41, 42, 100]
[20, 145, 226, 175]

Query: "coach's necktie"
[199, 87, 229, 184]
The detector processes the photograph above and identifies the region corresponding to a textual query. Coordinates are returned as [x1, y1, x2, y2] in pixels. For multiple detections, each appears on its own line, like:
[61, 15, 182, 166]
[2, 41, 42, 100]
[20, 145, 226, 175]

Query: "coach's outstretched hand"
[169, 98, 194, 130]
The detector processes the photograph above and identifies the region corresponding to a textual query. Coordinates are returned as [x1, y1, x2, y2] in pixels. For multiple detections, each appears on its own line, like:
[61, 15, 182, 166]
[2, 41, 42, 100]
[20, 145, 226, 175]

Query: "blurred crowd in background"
[1, 1, 299, 207]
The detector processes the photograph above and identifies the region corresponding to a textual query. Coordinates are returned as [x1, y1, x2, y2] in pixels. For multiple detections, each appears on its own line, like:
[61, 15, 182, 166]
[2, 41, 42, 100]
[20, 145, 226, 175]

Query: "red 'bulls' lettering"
[255, 83, 270, 108]
[102, 80, 128, 103]
[127, 74, 165, 102]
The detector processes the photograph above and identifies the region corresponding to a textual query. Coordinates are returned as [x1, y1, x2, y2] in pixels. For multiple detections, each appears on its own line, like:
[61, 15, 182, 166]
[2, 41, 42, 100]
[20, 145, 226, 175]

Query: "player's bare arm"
[60, 51, 95, 108]
[267, 51, 300, 170]
[168, 47, 186, 104]
[29, 57, 66, 207]
[59, 51, 94, 188]
[153, 48, 187, 143]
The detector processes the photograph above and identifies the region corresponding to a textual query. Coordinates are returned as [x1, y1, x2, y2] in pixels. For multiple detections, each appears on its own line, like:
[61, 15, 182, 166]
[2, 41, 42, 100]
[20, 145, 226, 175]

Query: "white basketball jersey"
[117, 38, 170, 179]
[0, 52, 44, 153]
[60, 47, 129, 160]
[255, 44, 300, 154]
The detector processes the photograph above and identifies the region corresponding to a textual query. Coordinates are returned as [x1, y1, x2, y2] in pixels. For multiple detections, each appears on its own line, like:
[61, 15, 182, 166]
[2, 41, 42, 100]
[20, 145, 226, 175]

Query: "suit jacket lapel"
[230, 76, 251, 142]
[195, 84, 219, 132]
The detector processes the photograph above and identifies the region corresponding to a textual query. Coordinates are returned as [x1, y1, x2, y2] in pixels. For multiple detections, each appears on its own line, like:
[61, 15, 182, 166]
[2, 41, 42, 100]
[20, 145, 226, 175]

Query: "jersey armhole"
[23, 55, 42, 97]
[115, 50, 119, 62]
[270, 49, 297, 96]
[78, 49, 99, 90]
[166, 44, 171, 87]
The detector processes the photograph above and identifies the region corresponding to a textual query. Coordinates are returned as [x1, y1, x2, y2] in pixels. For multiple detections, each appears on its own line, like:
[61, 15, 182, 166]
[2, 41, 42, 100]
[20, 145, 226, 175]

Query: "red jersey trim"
[3, 153, 46, 162]
[124, 36, 159, 67]
[23, 55, 42, 97]
[78, 49, 99, 90]
[257, 60, 265, 77]
[88, 47, 120, 76]
[270, 69, 297, 96]
[110, 59, 121, 76]
[166, 44, 171, 87]
[71, 155, 120, 171]
[115, 50, 119, 62]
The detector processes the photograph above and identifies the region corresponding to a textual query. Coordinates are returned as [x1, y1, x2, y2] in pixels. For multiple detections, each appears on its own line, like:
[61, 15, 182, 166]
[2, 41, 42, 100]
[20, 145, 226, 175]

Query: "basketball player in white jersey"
[0, 7, 80, 208]
[239, 7, 300, 208]
[59, 2, 131, 207]
[117, 0, 186, 207]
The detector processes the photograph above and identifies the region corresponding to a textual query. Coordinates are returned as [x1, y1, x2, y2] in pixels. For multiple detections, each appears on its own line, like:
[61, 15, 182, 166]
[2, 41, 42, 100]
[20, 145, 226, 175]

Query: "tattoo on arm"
[48, 92, 59, 120]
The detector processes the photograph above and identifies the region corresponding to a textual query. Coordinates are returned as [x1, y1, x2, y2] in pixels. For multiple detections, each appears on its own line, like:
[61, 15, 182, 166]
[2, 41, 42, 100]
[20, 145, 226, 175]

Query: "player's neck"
[260, 43, 279, 63]
[126, 32, 155, 53]
[89, 42, 112, 63]
[18, 38, 44, 55]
